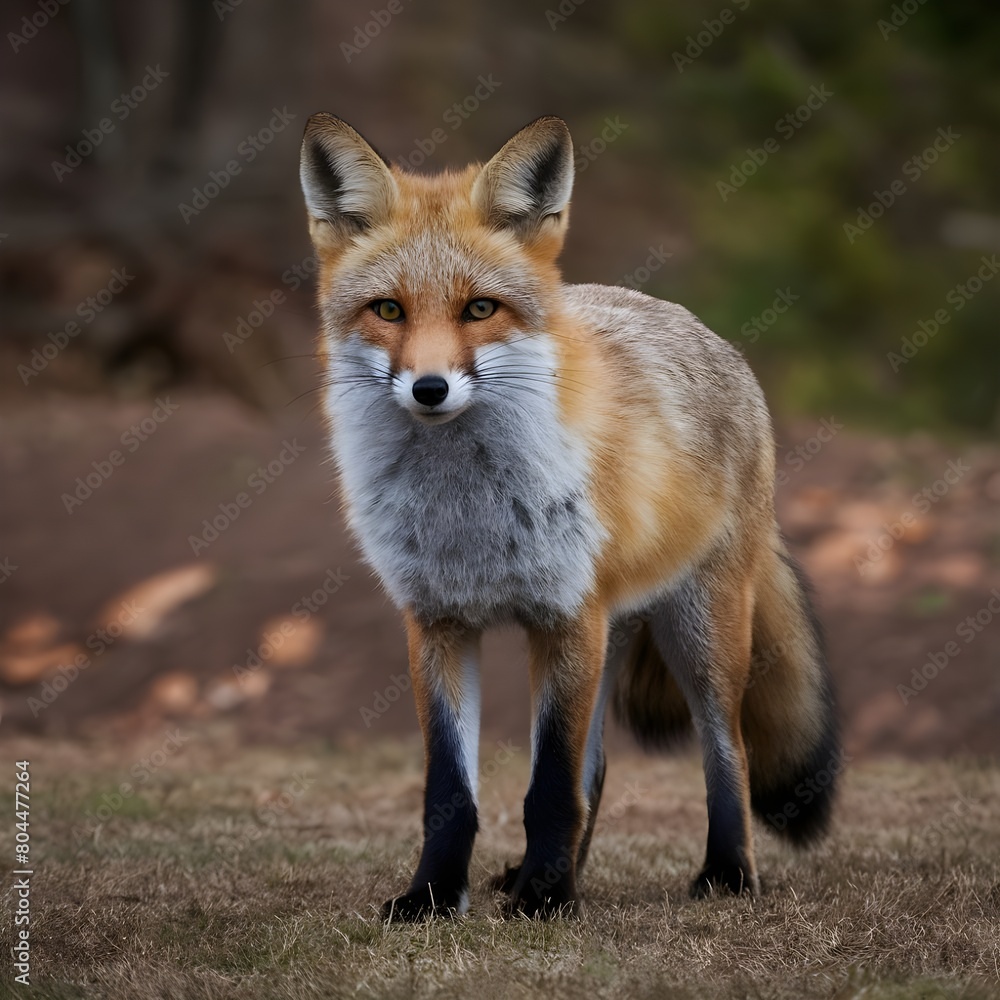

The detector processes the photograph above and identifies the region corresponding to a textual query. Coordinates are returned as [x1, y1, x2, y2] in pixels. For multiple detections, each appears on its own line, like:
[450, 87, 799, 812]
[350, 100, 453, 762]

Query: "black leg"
[505, 704, 585, 916]
[690, 746, 755, 897]
[647, 574, 759, 899]
[503, 610, 607, 918]
[383, 699, 479, 920]
[383, 615, 481, 922]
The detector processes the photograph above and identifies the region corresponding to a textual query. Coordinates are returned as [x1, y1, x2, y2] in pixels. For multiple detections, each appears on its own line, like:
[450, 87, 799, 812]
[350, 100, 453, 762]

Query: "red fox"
[299, 114, 838, 921]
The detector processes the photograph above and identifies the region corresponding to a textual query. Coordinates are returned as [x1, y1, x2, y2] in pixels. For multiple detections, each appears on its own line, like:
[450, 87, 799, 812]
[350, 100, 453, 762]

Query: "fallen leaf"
[3, 613, 61, 651]
[801, 529, 867, 579]
[898, 516, 933, 545]
[921, 553, 986, 589]
[95, 563, 218, 640]
[259, 615, 323, 668]
[833, 501, 885, 533]
[148, 671, 199, 712]
[858, 547, 903, 585]
[0, 643, 85, 685]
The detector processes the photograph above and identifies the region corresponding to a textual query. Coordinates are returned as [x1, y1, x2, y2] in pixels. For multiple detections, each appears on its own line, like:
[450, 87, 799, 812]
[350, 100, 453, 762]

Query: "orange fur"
[300, 114, 838, 918]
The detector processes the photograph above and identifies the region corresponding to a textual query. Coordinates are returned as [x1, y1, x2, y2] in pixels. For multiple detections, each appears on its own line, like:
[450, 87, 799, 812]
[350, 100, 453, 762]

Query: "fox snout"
[412, 375, 449, 406]
[393, 367, 473, 424]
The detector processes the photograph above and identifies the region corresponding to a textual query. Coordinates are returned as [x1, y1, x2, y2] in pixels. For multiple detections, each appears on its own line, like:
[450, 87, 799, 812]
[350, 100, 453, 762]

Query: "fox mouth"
[408, 403, 469, 426]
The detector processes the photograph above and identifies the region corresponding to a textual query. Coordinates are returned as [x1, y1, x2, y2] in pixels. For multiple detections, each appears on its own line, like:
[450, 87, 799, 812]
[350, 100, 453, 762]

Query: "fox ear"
[300, 114, 397, 248]
[472, 116, 574, 244]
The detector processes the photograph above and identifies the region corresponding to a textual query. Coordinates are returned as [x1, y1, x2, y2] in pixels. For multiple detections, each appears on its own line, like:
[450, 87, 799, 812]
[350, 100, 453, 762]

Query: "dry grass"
[3, 733, 1000, 999]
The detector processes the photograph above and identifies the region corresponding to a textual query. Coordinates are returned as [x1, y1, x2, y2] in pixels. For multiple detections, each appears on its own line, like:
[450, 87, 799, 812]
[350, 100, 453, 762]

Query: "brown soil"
[1, 389, 998, 758]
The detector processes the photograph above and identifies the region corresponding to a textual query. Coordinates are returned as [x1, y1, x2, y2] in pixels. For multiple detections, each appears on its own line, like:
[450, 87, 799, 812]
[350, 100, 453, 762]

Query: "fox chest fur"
[326, 336, 606, 627]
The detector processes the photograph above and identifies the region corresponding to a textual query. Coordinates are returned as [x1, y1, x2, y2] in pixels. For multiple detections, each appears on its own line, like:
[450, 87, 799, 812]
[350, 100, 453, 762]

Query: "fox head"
[299, 115, 574, 425]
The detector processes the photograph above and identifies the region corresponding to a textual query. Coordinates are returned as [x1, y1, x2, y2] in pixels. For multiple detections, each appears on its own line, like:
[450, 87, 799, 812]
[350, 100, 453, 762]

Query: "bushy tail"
[612, 620, 692, 750]
[742, 545, 840, 845]
[612, 542, 839, 846]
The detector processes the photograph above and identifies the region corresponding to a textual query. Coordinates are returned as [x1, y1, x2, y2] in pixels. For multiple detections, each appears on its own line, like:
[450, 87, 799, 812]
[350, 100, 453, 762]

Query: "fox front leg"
[503, 606, 608, 917]
[382, 613, 482, 922]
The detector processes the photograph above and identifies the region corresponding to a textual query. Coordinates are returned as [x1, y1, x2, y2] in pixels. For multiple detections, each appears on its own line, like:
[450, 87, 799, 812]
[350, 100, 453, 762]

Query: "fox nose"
[411, 375, 449, 407]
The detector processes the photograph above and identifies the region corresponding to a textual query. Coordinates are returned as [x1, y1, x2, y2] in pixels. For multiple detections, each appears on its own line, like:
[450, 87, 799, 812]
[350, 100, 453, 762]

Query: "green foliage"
[591, 0, 1000, 433]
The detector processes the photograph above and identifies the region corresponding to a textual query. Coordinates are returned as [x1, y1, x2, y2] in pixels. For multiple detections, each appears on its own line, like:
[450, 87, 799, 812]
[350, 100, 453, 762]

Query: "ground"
[1, 391, 999, 996]
[4, 736, 999, 998]
[1, 390, 999, 757]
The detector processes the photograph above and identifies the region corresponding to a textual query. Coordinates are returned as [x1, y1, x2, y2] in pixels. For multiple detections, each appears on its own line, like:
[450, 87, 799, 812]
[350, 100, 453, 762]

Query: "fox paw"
[381, 884, 466, 922]
[500, 867, 580, 919]
[489, 864, 521, 894]
[689, 863, 758, 899]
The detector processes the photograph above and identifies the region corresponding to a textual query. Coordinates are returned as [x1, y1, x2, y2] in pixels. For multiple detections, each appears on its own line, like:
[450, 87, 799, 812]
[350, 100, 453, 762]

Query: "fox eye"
[373, 299, 404, 322]
[464, 299, 496, 321]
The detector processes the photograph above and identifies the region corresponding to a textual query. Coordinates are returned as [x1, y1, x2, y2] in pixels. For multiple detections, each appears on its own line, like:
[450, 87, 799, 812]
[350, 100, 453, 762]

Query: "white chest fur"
[325, 334, 605, 626]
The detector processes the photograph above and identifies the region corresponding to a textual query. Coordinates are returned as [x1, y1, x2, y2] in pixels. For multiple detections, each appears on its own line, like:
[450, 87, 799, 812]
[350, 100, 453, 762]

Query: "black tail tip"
[752, 773, 837, 846]
[751, 715, 843, 847]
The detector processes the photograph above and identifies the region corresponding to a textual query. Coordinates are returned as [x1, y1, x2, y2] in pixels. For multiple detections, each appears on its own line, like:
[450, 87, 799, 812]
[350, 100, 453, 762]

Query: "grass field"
[3, 734, 999, 999]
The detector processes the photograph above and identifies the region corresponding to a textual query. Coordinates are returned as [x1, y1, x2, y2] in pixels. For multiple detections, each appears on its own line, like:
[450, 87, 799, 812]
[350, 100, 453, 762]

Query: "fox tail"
[613, 543, 839, 845]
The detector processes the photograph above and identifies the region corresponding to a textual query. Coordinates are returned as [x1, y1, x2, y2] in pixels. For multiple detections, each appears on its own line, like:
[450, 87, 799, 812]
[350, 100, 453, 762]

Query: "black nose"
[412, 375, 449, 406]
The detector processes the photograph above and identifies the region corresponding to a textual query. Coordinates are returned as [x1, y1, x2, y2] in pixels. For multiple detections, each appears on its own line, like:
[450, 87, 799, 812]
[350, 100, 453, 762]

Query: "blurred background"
[1, 0, 998, 759]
